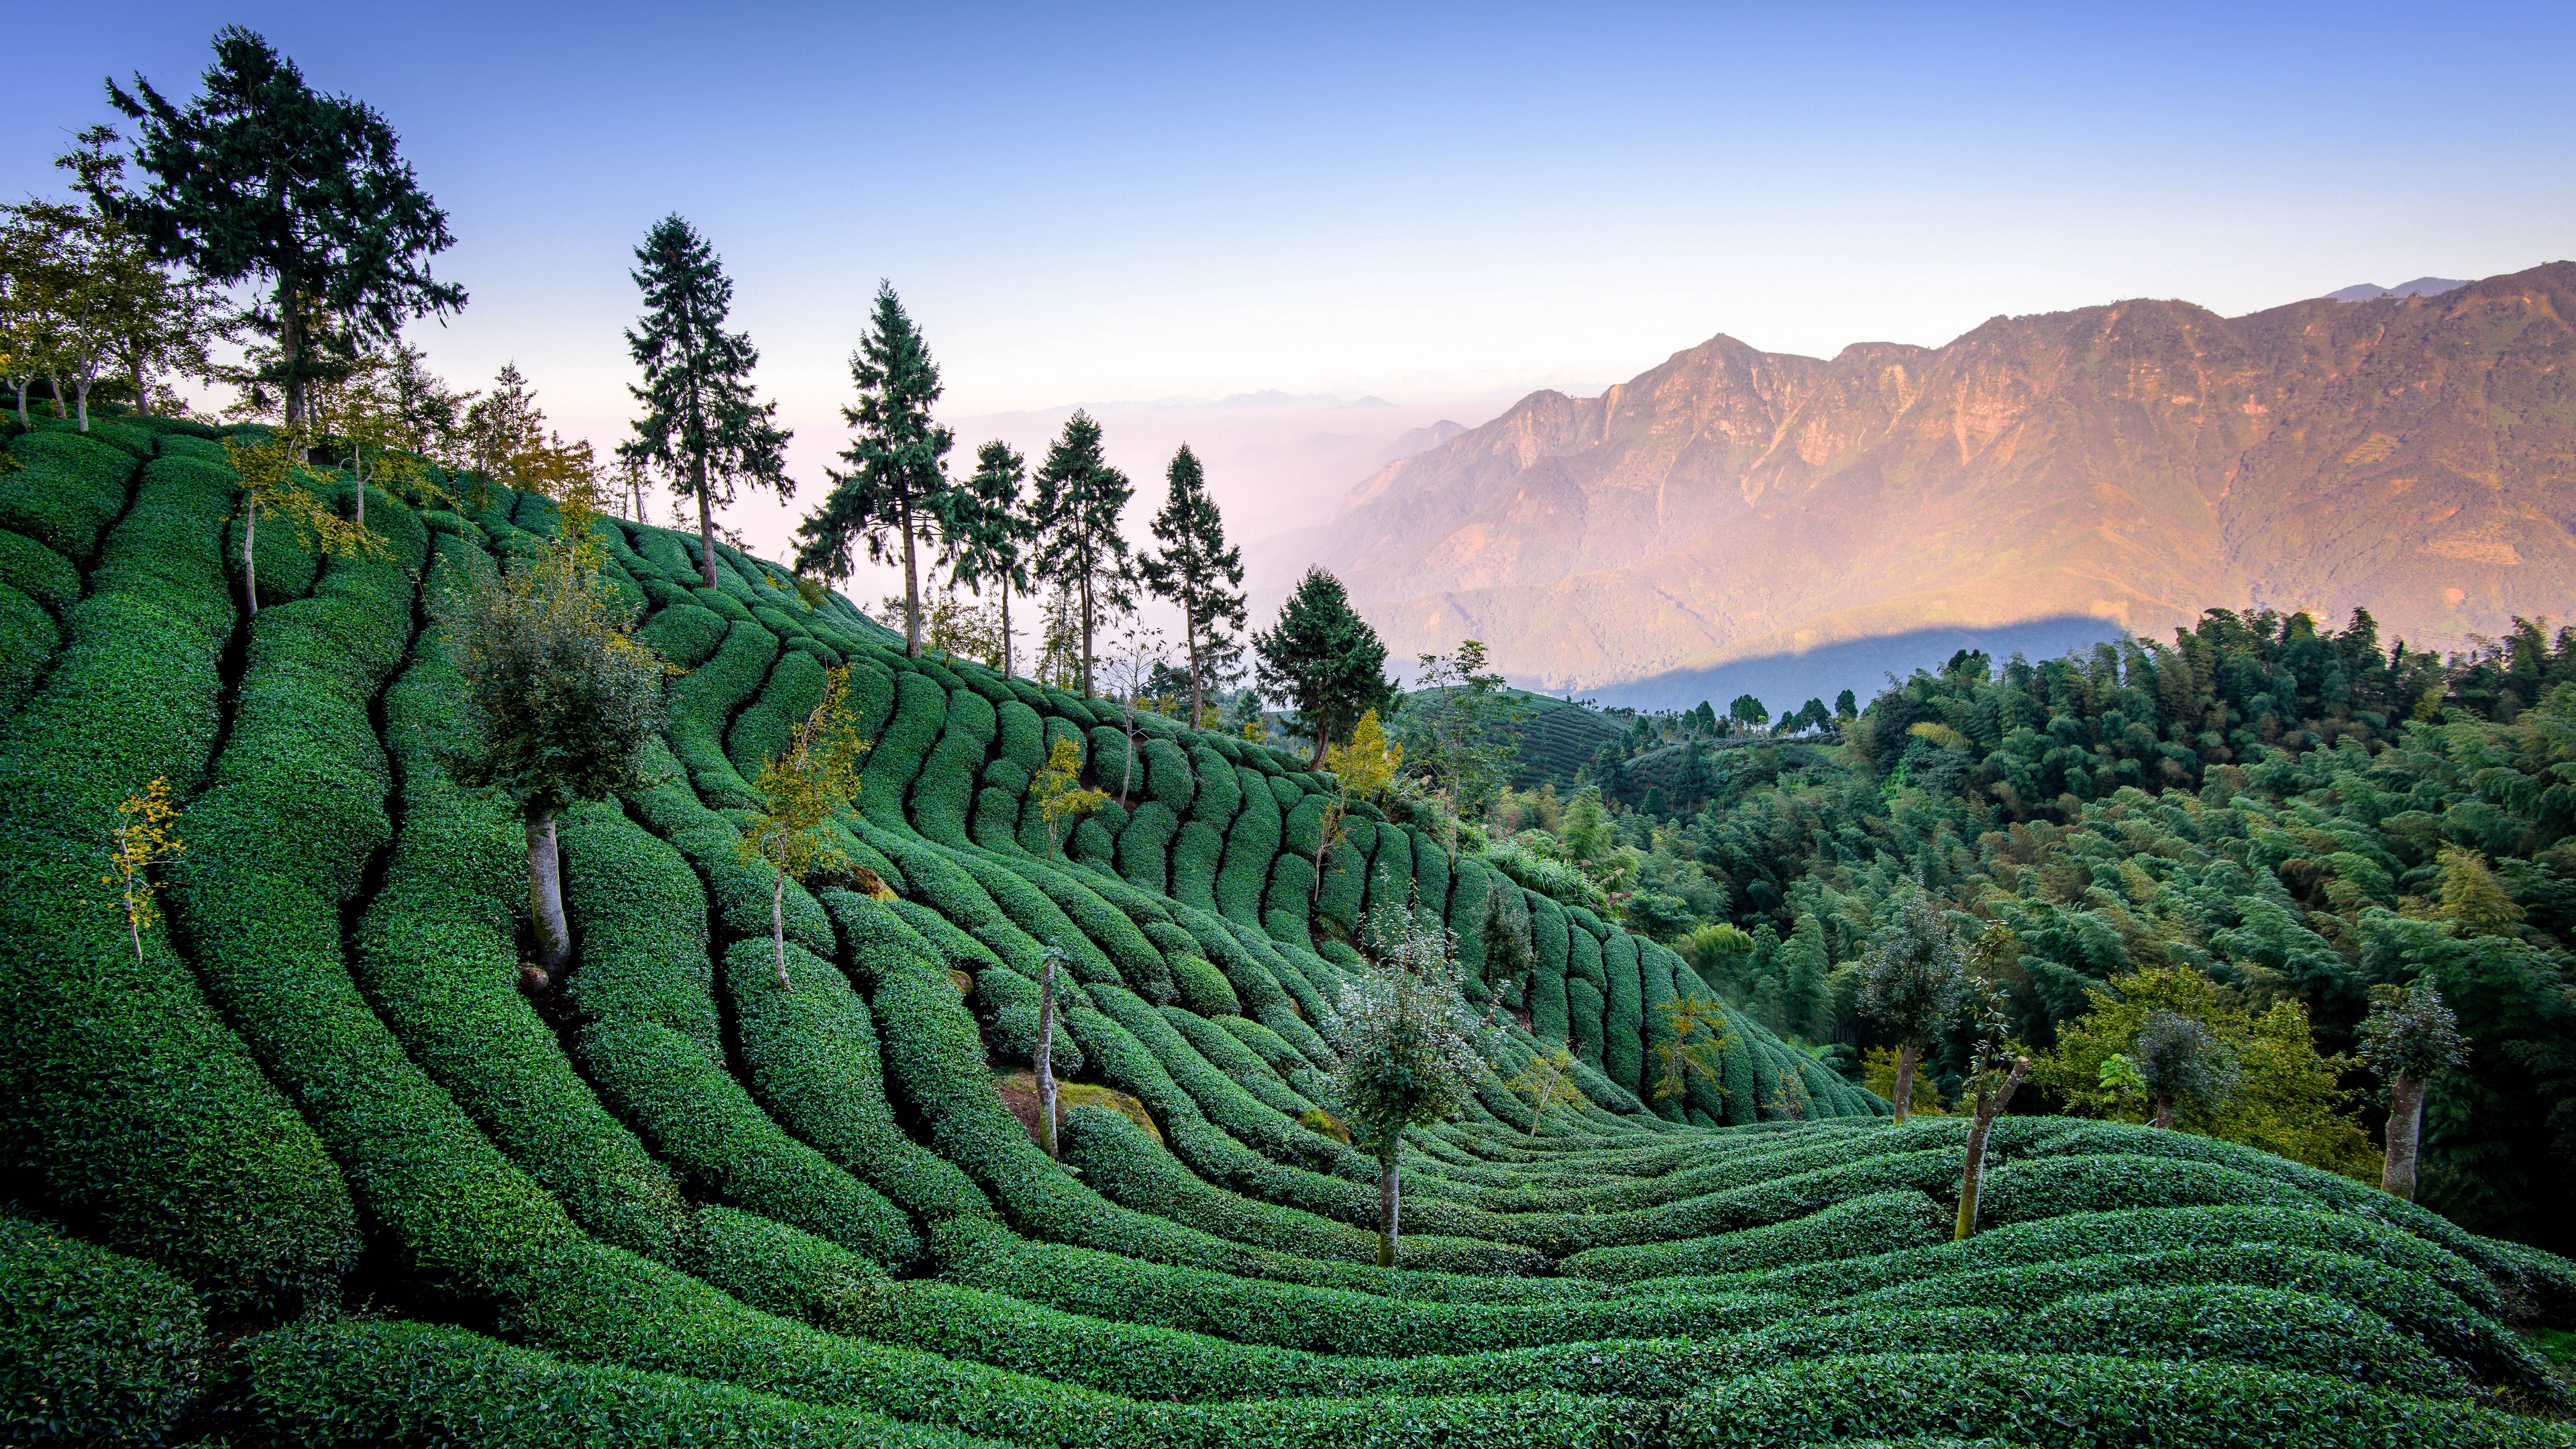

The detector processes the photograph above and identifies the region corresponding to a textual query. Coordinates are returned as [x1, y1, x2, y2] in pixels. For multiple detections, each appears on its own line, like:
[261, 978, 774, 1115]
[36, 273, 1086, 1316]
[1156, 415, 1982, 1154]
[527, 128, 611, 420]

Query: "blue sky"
[12, 2, 2575, 568]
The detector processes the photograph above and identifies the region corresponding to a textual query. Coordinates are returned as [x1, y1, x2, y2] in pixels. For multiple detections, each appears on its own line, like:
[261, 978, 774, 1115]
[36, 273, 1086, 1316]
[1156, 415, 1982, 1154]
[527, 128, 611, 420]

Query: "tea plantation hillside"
[7, 419, 2576, 1447]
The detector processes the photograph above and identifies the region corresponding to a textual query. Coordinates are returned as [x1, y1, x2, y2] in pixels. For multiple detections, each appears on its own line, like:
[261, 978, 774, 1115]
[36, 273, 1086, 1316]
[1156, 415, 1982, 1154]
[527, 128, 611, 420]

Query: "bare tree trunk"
[74, 375, 91, 431]
[131, 358, 150, 418]
[14, 377, 28, 425]
[1186, 625, 1201, 730]
[770, 871, 790, 990]
[1309, 720, 1330, 769]
[1377, 1153, 1400, 1268]
[1953, 1057, 2027, 1240]
[241, 497, 260, 620]
[1079, 574, 1094, 697]
[694, 455, 718, 588]
[1034, 955, 1060, 1160]
[2382, 1074, 2425, 1201]
[526, 805, 570, 975]
[353, 462, 367, 527]
[279, 284, 307, 439]
[1000, 577, 1014, 678]
[2151, 1095, 2175, 1129]
[900, 496, 922, 657]
[1892, 1040, 1919, 1124]
[1527, 1057, 1560, 1138]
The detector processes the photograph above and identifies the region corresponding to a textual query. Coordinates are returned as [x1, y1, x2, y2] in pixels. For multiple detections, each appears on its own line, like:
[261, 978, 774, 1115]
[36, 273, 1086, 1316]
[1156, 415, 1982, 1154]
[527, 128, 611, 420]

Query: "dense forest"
[1515, 608, 2576, 1250]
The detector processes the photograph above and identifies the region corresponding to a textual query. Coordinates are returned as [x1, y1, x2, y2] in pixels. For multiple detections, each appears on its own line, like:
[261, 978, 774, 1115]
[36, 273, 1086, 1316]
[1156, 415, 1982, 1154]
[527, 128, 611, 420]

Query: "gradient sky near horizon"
[11, 2, 2576, 561]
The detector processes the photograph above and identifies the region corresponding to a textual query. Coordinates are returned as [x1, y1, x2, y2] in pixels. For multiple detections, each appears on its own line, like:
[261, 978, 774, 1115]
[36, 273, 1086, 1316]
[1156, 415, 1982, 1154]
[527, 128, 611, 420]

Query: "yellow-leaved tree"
[1032, 736, 1110, 860]
[223, 427, 386, 617]
[102, 775, 183, 973]
[1313, 706, 1400, 898]
[1652, 995, 1738, 1111]
[1503, 1039, 1589, 1137]
[737, 667, 869, 989]
[2034, 964, 2376, 1179]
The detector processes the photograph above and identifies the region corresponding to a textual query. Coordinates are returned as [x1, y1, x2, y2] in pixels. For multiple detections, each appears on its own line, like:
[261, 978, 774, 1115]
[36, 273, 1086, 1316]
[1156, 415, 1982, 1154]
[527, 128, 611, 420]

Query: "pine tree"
[101, 28, 464, 432]
[620, 215, 792, 589]
[1138, 443, 1246, 727]
[951, 440, 1034, 676]
[1030, 411, 1134, 696]
[794, 282, 955, 657]
[1254, 566, 1393, 765]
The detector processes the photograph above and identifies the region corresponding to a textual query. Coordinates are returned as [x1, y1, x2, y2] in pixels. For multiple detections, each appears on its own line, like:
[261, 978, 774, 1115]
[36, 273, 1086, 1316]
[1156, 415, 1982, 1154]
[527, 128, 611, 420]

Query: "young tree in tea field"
[307, 350, 445, 526]
[1854, 883, 1970, 1124]
[1256, 566, 1393, 766]
[796, 283, 955, 657]
[1333, 910, 1487, 1267]
[1951, 963, 2030, 1240]
[1314, 707, 1401, 899]
[737, 668, 867, 989]
[2357, 979, 2468, 1201]
[622, 215, 791, 588]
[1032, 941, 1074, 1160]
[1505, 1039, 1587, 1136]
[102, 776, 183, 975]
[1400, 639, 1525, 827]
[2131, 1010, 2241, 1128]
[102, 28, 464, 431]
[1138, 443, 1246, 727]
[1030, 411, 1133, 695]
[950, 440, 1034, 676]
[1032, 737, 1109, 860]
[434, 519, 669, 981]
[1652, 994, 1738, 1107]
[223, 428, 386, 618]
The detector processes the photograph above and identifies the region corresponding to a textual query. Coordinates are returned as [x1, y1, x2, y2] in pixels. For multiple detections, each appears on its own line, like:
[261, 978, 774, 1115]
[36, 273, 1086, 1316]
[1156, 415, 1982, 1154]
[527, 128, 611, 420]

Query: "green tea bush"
[859, 671, 951, 824]
[1565, 1191, 1949, 1281]
[725, 645, 828, 780]
[1120, 800, 1180, 894]
[0, 1218, 206, 1448]
[0, 431, 136, 563]
[663, 617, 777, 806]
[910, 686, 996, 845]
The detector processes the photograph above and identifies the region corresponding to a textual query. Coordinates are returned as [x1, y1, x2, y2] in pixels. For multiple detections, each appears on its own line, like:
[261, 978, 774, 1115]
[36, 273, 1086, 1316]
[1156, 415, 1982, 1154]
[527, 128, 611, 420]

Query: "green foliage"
[0, 1217, 206, 1448]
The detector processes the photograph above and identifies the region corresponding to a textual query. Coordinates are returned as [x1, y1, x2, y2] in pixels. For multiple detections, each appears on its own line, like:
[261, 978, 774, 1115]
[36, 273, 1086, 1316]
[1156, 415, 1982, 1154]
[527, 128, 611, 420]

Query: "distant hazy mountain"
[1291, 262, 2576, 701]
[2326, 277, 2471, 303]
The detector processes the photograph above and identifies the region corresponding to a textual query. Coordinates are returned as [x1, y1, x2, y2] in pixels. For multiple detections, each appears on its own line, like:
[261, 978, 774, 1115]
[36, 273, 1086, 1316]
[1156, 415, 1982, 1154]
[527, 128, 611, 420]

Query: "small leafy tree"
[435, 514, 669, 981]
[1399, 639, 1527, 830]
[2356, 980, 2468, 1202]
[1503, 1040, 1587, 1137]
[1102, 620, 1171, 806]
[2132, 1009, 2240, 1128]
[1652, 994, 1739, 1107]
[1479, 880, 1534, 996]
[1313, 707, 1401, 900]
[223, 427, 386, 618]
[307, 349, 444, 526]
[1032, 941, 1074, 1161]
[102, 776, 184, 974]
[1950, 970, 2029, 1240]
[1854, 883, 1970, 1124]
[1032, 737, 1109, 859]
[736, 667, 867, 990]
[1330, 910, 1489, 1267]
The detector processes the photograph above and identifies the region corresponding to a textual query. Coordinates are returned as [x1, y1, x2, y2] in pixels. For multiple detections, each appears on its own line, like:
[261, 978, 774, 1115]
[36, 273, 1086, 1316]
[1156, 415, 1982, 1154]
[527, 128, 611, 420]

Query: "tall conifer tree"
[951, 439, 1035, 677]
[1030, 410, 1134, 696]
[100, 28, 464, 432]
[1139, 443, 1246, 727]
[1254, 566, 1394, 765]
[621, 215, 792, 589]
[795, 283, 954, 655]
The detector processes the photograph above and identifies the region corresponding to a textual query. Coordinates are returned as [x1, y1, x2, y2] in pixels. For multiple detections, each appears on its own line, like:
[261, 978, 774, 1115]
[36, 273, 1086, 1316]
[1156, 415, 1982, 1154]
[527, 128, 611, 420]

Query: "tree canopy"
[1254, 566, 1393, 766]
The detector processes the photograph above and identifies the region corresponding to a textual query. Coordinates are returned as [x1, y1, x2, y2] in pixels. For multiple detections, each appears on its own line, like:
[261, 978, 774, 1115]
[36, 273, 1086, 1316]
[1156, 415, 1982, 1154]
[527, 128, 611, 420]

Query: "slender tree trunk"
[2151, 1095, 2175, 1129]
[900, 496, 922, 657]
[1186, 624, 1201, 730]
[1120, 715, 1138, 804]
[694, 454, 717, 588]
[771, 870, 790, 990]
[1000, 578, 1014, 678]
[1953, 1057, 2027, 1240]
[131, 358, 149, 418]
[241, 497, 260, 620]
[13, 378, 27, 426]
[1527, 1058, 1560, 1137]
[526, 805, 570, 975]
[74, 375, 91, 431]
[1034, 954, 1060, 1160]
[1309, 720, 1330, 769]
[2382, 1074, 2425, 1201]
[279, 284, 305, 435]
[1377, 1152, 1401, 1268]
[1079, 572, 1094, 697]
[128, 906, 147, 975]
[1892, 1040, 1919, 1124]
[47, 374, 63, 419]
[353, 462, 367, 527]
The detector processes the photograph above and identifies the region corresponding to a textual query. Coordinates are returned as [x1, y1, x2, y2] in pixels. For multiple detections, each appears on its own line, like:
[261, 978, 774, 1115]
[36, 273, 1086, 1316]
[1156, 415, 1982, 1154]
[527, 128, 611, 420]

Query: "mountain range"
[1273, 262, 2576, 706]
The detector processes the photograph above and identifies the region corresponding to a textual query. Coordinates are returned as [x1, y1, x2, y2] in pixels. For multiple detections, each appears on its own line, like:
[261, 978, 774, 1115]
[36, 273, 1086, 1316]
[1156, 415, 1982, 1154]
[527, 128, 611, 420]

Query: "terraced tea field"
[5, 418, 2571, 1447]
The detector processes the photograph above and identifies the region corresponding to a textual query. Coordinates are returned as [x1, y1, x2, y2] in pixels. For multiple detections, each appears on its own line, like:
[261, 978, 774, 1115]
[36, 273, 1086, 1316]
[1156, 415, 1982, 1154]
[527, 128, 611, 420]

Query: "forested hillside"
[11, 417, 2576, 1446]
[1560, 608, 2576, 1254]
